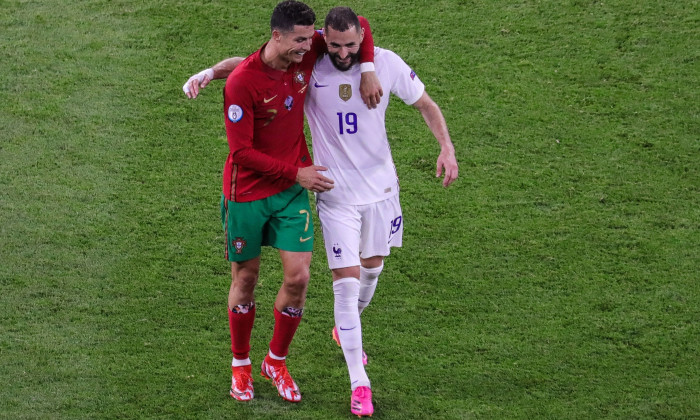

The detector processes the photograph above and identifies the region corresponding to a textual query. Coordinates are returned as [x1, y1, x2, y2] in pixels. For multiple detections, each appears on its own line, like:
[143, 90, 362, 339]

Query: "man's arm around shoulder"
[183, 57, 245, 99]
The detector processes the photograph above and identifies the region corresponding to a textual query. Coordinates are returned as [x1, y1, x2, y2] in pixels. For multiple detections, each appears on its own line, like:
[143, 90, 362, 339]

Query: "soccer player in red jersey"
[184, 1, 381, 403]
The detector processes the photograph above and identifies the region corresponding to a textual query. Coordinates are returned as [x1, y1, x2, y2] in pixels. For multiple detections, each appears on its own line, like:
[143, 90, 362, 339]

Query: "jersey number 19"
[337, 112, 358, 135]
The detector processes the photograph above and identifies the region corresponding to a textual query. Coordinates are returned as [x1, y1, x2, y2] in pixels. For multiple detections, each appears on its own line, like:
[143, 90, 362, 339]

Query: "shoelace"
[271, 364, 294, 386]
[353, 387, 369, 399]
[233, 370, 252, 387]
[275, 366, 293, 385]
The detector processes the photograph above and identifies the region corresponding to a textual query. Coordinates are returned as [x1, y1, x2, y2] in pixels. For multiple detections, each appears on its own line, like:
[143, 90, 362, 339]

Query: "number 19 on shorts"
[337, 112, 357, 134]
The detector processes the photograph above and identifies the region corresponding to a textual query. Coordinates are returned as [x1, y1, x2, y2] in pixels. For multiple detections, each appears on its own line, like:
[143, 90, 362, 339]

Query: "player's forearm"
[212, 57, 245, 79]
[231, 147, 298, 181]
[357, 16, 375, 65]
[419, 98, 454, 152]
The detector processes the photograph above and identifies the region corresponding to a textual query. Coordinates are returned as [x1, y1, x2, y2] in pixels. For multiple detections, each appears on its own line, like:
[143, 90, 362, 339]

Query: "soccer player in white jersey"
[182, 7, 458, 416]
[309, 7, 458, 416]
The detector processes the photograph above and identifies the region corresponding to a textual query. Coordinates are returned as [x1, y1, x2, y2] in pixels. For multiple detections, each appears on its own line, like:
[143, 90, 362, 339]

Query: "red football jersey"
[222, 19, 375, 202]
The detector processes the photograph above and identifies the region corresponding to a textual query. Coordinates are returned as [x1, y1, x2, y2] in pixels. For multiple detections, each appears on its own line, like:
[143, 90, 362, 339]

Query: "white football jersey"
[305, 47, 425, 205]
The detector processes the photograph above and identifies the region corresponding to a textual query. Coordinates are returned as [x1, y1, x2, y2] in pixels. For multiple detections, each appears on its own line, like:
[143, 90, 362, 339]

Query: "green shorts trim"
[221, 184, 313, 262]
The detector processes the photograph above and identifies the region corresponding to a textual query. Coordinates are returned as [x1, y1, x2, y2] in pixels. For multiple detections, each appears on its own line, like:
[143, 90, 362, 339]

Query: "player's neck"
[261, 42, 291, 71]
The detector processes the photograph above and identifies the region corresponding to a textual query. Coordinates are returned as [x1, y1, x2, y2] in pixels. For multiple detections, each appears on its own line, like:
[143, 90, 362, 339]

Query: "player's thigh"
[359, 195, 403, 258]
[316, 199, 362, 270]
[221, 195, 266, 262]
[266, 184, 314, 253]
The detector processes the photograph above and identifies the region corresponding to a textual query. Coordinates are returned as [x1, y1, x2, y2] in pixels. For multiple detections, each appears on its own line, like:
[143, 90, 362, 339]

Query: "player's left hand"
[436, 148, 458, 187]
[360, 71, 383, 109]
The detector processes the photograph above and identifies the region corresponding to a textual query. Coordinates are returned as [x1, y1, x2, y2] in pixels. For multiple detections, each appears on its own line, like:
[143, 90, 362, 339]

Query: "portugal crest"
[232, 237, 247, 254]
[294, 71, 306, 85]
[339, 84, 352, 102]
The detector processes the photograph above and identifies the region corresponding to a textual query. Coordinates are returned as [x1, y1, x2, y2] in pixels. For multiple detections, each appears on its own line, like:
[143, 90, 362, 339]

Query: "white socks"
[333, 277, 370, 389]
[358, 263, 382, 314]
[232, 357, 251, 367]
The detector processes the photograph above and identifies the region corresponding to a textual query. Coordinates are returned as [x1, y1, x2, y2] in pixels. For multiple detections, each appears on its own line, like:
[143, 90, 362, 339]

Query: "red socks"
[229, 305, 302, 361]
[268, 307, 303, 358]
[228, 305, 256, 360]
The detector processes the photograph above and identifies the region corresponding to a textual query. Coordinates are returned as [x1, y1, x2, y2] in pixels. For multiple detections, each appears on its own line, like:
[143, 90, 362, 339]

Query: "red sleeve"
[310, 30, 326, 58]
[224, 72, 297, 181]
[358, 16, 375, 63]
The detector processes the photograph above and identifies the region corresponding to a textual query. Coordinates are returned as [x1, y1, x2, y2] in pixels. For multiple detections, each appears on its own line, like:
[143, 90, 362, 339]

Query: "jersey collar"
[257, 42, 286, 80]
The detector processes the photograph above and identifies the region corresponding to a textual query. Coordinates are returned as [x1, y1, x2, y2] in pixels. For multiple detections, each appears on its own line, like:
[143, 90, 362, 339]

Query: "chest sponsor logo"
[339, 84, 352, 102]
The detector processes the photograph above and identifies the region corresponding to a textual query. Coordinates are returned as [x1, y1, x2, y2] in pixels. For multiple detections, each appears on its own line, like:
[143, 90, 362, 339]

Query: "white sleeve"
[386, 50, 425, 105]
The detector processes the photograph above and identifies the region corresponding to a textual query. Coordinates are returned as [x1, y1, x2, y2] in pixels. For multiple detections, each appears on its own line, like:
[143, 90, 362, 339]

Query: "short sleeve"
[386, 51, 425, 105]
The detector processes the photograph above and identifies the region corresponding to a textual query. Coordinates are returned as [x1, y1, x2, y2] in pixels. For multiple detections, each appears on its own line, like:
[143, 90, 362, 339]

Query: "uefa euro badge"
[228, 104, 243, 123]
[339, 84, 352, 102]
[233, 237, 247, 254]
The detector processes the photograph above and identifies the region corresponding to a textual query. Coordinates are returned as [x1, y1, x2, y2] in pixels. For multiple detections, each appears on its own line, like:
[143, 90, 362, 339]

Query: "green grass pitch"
[1, 0, 698, 418]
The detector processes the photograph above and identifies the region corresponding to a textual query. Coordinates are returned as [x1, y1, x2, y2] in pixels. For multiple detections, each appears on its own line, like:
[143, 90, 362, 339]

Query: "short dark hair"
[270, 1, 316, 32]
[324, 6, 360, 33]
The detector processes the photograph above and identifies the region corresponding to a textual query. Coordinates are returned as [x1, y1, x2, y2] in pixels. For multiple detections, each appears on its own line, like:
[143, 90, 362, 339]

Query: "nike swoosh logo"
[314, 82, 328, 88]
[300, 236, 312, 242]
[263, 95, 278, 103]
[339, 326, 356, 331]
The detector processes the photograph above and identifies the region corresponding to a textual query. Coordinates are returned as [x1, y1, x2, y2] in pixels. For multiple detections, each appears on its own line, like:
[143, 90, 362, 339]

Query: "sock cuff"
[229, 302, 255, 314]
[276, 306, 304, 318]
[232, 357, 251, 367]
[333, 277, 361, 287]
[334, 277, 361, 305]
[361, 263, 384, 275]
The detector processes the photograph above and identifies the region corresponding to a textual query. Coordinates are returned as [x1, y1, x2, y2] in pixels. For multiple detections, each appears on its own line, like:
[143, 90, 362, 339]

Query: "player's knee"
[332, 266, 361, 281]
[360, 256, 384, 270]
[232, 271, 258, 291]
[283, 269, 310, 294]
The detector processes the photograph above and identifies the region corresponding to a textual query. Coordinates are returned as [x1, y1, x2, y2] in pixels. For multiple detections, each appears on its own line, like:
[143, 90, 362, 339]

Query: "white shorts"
[316, 196, 403, 269]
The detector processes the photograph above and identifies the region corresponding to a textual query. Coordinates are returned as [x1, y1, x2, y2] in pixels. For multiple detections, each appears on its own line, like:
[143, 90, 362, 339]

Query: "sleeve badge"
[227, 104, 243, 123]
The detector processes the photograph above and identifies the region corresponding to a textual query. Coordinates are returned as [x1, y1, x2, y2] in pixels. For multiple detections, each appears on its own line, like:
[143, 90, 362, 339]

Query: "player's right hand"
[296, 165, 334, 193]
[183, 68, 214, 99]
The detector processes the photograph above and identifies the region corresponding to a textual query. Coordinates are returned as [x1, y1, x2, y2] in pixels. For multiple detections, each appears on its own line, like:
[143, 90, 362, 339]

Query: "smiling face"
[264, 24, 315, 70]
[324, 24, 363, 71]
[265, 1, 316, 70]
[276, 24, 316, 65]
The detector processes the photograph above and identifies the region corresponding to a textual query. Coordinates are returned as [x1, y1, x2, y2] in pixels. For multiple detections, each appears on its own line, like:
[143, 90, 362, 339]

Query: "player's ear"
[359, 27, 364, 43]
[271, 29, 282, 43]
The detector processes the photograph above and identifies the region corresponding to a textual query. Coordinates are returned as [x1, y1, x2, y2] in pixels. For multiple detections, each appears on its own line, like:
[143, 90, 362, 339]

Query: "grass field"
[1, 0, 698, 418]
